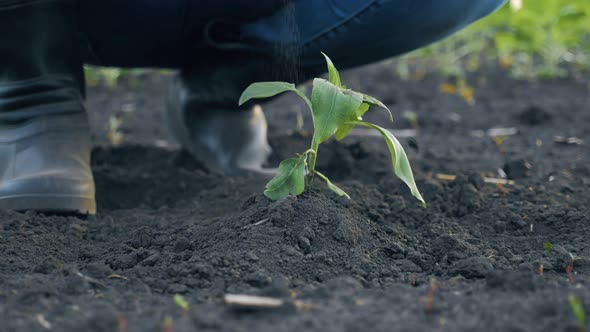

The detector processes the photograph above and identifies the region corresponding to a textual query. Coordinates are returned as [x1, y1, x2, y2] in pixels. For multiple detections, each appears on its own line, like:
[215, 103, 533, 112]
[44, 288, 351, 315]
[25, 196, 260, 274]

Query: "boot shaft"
[0, 0, 85, 121]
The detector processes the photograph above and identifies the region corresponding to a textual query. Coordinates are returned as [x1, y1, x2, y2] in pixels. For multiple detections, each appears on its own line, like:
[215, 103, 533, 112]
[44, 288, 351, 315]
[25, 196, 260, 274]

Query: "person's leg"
[78, 0, 505, 175]
[78, 0, 289, 68]
[79, 0, 505, 71]
[242, 0, 507, 73]
[0, 0, 95, 213]
[166, 0, 506, 174]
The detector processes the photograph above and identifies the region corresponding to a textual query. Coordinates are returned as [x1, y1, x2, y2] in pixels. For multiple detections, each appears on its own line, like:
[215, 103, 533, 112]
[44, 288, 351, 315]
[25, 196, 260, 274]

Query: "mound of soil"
[1, 63, 589, 332]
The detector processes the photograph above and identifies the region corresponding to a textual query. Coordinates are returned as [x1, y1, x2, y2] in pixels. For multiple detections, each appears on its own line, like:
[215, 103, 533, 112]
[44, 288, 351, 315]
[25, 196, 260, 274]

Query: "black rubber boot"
[166, 56, 273, 175]
[0, 0, 95, 214]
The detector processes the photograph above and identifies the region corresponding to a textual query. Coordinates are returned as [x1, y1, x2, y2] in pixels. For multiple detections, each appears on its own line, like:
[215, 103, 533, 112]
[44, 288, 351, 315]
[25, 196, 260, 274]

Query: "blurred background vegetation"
[85, 0, 590, 88]
[395, 0, 590, 80]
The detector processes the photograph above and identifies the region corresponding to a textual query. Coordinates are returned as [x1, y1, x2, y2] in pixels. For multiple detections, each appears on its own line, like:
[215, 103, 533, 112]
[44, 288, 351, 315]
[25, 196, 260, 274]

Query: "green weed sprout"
[239, 53, 425, 207]
[544, 242, 554, 254]
[174, 294, 190, 314]
[568, 294, 586, 332]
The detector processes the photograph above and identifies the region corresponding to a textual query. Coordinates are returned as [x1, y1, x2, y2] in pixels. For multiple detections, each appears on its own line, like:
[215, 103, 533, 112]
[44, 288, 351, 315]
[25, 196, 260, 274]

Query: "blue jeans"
[80, 0, 506, 72]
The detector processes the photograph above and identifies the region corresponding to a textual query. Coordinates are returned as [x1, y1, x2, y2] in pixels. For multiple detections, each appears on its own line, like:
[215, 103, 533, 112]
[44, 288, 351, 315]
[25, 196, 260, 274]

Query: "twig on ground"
[435, 173, 515, 185]
[223, 294, 316, 311]
[242, 218, 270, 230]
[554, 136, 584, 145]
[224, 294, 284, 308]
[350, 128, 418, 138]
[108, 274, 129, 280]
[36, 314, 52, 330]
[75, 271, 106, 289]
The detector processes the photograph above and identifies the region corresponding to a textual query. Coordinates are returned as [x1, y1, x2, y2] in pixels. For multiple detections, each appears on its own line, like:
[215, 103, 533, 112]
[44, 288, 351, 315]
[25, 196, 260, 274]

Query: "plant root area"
[1, 64, 589, 332]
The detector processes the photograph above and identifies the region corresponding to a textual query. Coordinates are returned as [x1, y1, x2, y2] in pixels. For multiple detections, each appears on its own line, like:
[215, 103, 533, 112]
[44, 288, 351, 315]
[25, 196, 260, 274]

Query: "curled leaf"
[347, 121, 426, 207]
[321, 52, 342, 87]
[362, 94, 393, 122]
[239, 82, 312, 110]
[314, 170, 350, 199]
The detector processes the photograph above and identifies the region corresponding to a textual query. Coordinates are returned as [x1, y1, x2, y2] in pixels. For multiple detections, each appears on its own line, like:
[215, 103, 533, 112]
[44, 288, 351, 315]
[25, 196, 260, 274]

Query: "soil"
[1, 62, 589, 332]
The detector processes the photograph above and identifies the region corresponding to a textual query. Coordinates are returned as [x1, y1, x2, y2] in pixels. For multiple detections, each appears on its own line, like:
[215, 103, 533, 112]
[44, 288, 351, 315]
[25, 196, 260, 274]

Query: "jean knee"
[433, 0, 506, 31]
[375, 0, 506, 51]
[464, 0, 506, 22]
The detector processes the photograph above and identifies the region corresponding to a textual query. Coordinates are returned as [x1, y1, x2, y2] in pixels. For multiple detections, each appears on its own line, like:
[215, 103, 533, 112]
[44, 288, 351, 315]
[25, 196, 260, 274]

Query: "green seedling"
[544, 242, 554, 254]
[239, 53, 425, 207]
[174, 294, 190, 314]
[568, 294, 586, 332]
[424, 278, 440, 314]
[162, 316, 173, 332]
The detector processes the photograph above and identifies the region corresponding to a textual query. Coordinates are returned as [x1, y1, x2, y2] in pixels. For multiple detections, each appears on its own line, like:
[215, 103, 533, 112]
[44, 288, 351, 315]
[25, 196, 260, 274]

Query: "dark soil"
[1, 62, 589, 332]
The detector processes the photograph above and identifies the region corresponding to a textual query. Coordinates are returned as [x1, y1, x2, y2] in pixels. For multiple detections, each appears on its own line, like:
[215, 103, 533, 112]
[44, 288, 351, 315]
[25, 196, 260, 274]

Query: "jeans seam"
[301, 0, 381, 49]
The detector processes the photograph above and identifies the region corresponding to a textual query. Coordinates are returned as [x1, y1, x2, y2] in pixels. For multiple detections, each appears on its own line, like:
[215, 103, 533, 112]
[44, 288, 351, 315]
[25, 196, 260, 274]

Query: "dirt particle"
[85, 263, 112, 279]
[33, 258, 59, 274]
[268, 196, 296, 226]
[503, 159, 532, 179]
[332, 218, 361, 245]
[245, 251, 260, 262]
[517, 105, 552, 125]
[406, 251, 433, 271]
[173, 237, 192, 252]
[486, 270, 536, 292]
[397, 260, 422, 273]
[167, 283, 189, 294]
[283, 246, 303, 257]
[243, 270, 272, 288]
[127, 226, 154, 248]
[383, 242, 407, 259]
[297, 236, 312, 254]
[141, 253, 160, 266]
[450, 257, 494, 278]
[449, 176, 482, 216]
[107, 253, 137, 270]
[191, 263, 214, 279]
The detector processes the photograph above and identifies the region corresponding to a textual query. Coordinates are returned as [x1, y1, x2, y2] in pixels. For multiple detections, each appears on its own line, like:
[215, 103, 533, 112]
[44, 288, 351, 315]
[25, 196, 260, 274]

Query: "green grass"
[397, 0, 590, 80]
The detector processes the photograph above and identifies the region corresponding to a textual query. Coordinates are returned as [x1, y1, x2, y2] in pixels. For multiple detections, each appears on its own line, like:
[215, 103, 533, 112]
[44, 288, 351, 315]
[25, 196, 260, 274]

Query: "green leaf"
[314, 170, 350, 199]
[362, 94, 393, 122]
[264, 154, 307, 200]
[334, 103, 370, 141]
[321, 52, 342, 87]
[333, 94, 393, 141]
[347, 121, 426, 207]
[543, 242, 553, 254]
[239, 82, 312, 110]
[311, 78, 363, 145]
[568, 294, 586, 326]
[174, 294, 190, 312]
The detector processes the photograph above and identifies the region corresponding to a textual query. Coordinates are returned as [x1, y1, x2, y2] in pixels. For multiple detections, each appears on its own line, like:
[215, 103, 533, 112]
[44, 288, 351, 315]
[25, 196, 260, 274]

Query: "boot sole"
[0, 194, 96, 215]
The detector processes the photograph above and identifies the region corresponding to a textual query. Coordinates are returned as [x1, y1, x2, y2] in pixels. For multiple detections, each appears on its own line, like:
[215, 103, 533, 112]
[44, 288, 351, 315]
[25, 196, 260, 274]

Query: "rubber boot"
[0, 0, 95, 214]
[166, 56, 273, 175]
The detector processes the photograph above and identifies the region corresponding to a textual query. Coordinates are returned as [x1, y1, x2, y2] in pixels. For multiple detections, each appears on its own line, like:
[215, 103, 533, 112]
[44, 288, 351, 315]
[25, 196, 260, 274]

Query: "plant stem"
[308, 138, 320, 176]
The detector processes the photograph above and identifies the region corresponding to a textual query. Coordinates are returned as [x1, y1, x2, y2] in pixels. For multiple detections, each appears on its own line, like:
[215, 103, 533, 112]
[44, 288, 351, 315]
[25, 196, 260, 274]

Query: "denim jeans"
[80, 0, 506, 72]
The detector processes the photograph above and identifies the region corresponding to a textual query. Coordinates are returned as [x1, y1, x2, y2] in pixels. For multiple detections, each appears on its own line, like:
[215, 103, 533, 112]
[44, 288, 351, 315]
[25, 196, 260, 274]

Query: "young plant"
[568, 294, 586, 332]
[239, 53, 425, 207]
[544, 242, 554, 255]
[174, 294, 190, 314]
[239, 53, 426, 207]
